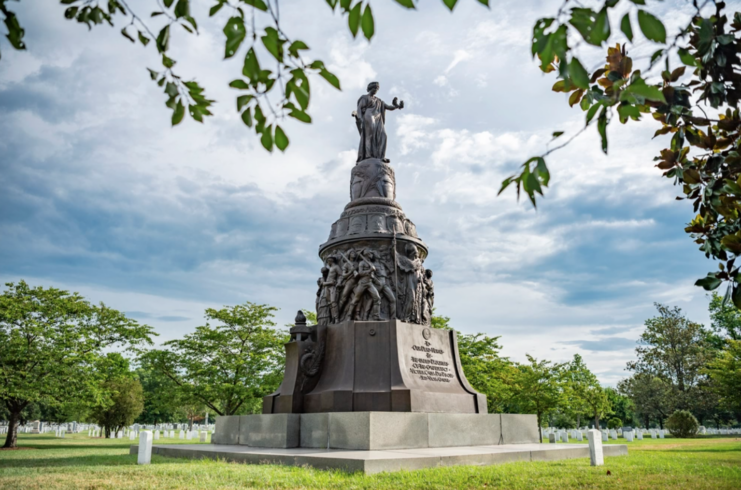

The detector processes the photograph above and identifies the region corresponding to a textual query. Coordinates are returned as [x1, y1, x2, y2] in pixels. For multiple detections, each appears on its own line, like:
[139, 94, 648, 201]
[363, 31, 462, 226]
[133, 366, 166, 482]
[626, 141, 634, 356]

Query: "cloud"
[560, 337, 638, 352]
[0, 0, 714, 383]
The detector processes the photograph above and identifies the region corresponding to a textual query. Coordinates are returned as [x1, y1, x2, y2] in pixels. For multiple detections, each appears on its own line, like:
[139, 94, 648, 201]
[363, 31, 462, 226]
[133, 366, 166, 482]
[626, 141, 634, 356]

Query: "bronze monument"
[263, 83, 486, 415]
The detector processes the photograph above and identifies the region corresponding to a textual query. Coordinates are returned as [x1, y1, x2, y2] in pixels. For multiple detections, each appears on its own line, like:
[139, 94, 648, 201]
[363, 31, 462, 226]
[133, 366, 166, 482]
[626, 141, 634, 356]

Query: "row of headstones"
[703, 427, 741, 435]
[544, 428, 667, 443]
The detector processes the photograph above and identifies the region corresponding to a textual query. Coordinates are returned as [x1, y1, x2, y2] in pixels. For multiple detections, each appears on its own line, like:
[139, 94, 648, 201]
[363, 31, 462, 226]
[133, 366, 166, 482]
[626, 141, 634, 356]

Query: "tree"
[562, 354, 611, 429]
[134, 365, 182, 425]
[705, 339, 741, 413]
[141, 302, 287, 416]
[627, 303, 715, 415]
[666, 409, 700, 438]
[509, 355, 565, 443]
[0, 281, 153, 448]
[605, 387, 637, 427]
[618, 373, 673, 429]
[607, 417, 623, 430]
[429, 312, 516, 413]
[708, 292, 741, 348]
[90, 376, 145, 438]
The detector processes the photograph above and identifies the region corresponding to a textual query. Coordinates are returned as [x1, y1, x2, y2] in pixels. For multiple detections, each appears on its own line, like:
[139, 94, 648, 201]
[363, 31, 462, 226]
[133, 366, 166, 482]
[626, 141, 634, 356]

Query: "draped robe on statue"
[396, 253, 425, 323]
[356, 94, 388, 162]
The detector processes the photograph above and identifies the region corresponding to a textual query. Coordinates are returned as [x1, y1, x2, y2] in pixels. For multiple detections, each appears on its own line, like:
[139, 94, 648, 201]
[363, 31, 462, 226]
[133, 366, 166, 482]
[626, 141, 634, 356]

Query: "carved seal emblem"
[422, 328, 431, 340]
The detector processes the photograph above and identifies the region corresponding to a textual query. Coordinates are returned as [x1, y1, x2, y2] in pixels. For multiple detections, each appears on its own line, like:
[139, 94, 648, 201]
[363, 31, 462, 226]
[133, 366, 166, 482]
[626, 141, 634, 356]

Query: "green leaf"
[288, 40, 309, 58]
[147, 68, 159, 80]
[224, 17, 246, 58]
[237, 95, 254, 111]
[586, 102, 601, 125]
[394, 0, 416, 8]
[637, 10, 666, 43]
[568, 58, 590, 89]
[274, 125, 289, 151]
[624, 80, 666, 103]
[241, 107, 253, 127]
[242, 48, 261, 80]
[620, 13, 633, 41]
[319, 68, 341, 90]
[552, 131, 564, 138]
[597, 107, 608, 153]
[617, 104, 641, 122]
[443, 0, 458, 11]
[361, 4, 375, 40]
[261, 125, 274, 151]
[695, 274, 722, 291]
[498, 176, 515, 196]
[121, 28, 135, 43]
[288, 109, 311, 123]
[209, 2, 225, 16]
[677, 48, 697, 67]
[261, 27, 284, 62]
[165, 83, 179, 99]
[174, 0, 190, 18]
[172, 100, 185, 125]
[348, 3, 361, 38]
[162, 54, 175, 68]
[242, 0, 269, 11]
[156, 25, 170, 53]
[535, 157, 550, 186]
[229, 79, 251, 89]
[138, 31, 150, 46]
[164, 0, 175, 7]
[588, 8, 610, 46]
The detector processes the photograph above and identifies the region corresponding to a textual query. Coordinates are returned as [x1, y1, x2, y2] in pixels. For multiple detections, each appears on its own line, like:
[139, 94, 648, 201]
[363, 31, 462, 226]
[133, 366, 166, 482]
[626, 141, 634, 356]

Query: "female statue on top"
[352, 81, 404, 163]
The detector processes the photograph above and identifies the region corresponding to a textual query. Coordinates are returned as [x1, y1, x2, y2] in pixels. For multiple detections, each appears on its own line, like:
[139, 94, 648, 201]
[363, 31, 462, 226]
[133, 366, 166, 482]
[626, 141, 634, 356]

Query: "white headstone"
[637, 431, 643, 440]
[129, 431, 136, 440]
[199, 431, 207, 443]
[179, 430, 185, 439]
[186, 431, 192, 440]
[625, 430, 634, 442]
[587, 429, 604, 466]
[610, 429, 618, 440]
[117, 430, 123, 439]
[601, 430, 608, 442]
[137, 431, 153, 465]
[548, 433, 556, 443]
[561, 431, 569, 443]
[659, 430, 665, 439]
[576, 431, 584, 442]
[154, 430, 160, 440]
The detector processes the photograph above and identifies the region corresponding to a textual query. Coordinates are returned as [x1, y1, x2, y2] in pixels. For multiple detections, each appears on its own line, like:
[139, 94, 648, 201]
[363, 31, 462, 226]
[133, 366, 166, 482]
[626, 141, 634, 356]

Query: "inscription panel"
[398, 325, 466, 393]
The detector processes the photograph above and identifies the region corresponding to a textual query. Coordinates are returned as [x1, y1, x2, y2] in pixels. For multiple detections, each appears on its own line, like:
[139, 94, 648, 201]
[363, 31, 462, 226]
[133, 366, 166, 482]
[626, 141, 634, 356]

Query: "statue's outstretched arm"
[385, 97, 404, 111]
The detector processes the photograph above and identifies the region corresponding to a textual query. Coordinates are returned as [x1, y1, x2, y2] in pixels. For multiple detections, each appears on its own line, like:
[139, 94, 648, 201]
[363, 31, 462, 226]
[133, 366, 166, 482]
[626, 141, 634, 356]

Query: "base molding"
[130, 443, 629, 474]
[213, 412, 538, 450]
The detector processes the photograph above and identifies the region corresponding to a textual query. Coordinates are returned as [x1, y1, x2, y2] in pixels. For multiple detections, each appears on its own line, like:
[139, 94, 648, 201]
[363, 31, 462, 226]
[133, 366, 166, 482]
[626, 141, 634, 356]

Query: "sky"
[0, 0, 726, 385]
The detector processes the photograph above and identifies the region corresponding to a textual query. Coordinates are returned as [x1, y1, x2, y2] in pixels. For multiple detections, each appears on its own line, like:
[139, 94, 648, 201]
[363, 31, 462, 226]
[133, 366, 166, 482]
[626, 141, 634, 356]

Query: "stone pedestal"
[213, 412, 537, 450]
[263, 319, 486, 414]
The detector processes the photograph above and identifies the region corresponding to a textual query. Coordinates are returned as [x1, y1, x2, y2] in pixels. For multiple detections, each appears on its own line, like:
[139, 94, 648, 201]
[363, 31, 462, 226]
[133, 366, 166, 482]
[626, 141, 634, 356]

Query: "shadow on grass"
[0, 453, 195, 469]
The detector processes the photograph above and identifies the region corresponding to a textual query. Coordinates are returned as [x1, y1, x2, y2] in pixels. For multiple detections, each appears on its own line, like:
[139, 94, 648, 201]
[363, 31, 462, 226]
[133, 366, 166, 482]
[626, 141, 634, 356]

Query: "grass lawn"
[0, 433, 739, 489]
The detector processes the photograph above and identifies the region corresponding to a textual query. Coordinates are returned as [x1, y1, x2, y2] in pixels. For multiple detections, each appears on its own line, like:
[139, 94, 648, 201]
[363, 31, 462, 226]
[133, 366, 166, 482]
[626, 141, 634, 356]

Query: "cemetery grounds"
[1, 433, 740, 489]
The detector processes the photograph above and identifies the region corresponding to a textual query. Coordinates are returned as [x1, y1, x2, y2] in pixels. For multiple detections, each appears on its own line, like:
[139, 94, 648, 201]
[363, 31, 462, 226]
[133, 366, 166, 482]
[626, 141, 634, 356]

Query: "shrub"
[666, 410, 699, 438]
[607, 417, 623, 429]
[551, 413, 576, 429]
